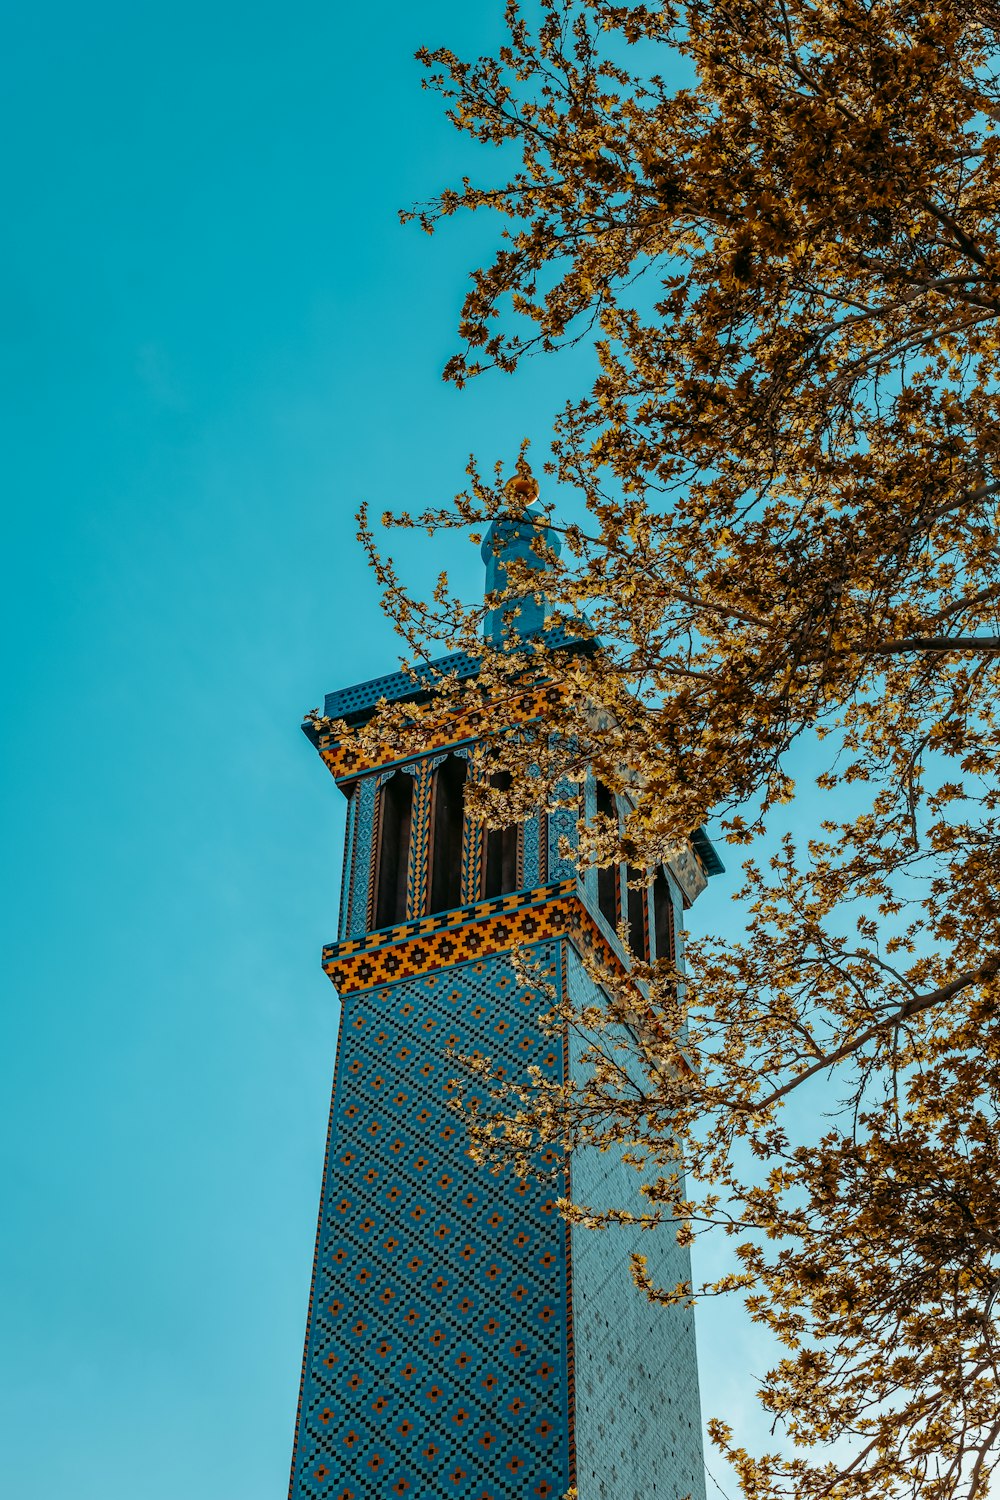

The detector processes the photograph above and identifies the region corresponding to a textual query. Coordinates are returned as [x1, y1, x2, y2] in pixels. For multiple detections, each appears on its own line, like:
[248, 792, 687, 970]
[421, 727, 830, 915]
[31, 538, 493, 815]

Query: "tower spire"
[290, 476, 717, 1500]
[480, 470, 562, 645]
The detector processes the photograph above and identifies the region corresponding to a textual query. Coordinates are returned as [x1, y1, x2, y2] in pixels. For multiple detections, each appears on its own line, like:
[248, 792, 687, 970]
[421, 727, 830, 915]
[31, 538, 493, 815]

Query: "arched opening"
[374, 770, 415, 929]
[428, 755, 467, 915]
[652, 869, 675, 963]
[482, 770, 520, 899]
[626, 865, 649, 962]
[594, 780, 620, 931]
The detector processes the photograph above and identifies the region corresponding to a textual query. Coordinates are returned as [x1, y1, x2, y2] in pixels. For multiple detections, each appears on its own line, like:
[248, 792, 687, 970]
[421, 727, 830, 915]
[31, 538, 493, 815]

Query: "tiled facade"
[288, 945, 574, 1500]
[565, 950, 706, 1500]
[293, 512, 717, 1497]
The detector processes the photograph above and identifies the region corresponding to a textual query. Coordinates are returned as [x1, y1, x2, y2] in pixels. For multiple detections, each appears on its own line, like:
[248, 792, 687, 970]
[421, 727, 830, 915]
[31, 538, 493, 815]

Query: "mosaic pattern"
[323, 885, 585, 998]
[345, 751, 489, 934]
[341, 755, 703, 973]
[338, 790, 358, 943]
[338, 860, 684, 1071]
[344, 759, 569, 950]
[563, 954, 710, 1494]
[460, 809, 483, 908]
[666, 846, 709, 909]
[288, 947, 575, 1500]
[565, 951, 707, 1500]
[520, 810, 545, 892]
[582, 777, 598, 825]
[546, 780, 580, 884]
[347, 779, 379, 940]
[316, 685, 566, 783]
[405, 764, 434, 922]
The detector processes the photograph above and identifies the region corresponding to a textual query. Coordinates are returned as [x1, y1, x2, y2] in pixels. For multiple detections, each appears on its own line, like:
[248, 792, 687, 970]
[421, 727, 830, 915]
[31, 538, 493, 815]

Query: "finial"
[503, 470, 540, 508]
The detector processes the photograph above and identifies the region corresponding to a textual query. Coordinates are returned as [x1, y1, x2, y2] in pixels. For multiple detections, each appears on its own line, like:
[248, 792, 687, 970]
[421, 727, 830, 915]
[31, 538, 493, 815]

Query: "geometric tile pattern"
[287, 944, 575, 1500]
[341, 748, 561, 935]
[459, 807, 483, 907]
[404, 763, 434, 921]
[338, 788, 359, 942]
[520, 810, 545, 891]
[321, 883, 611, 998]
[457, 750, 485, 908]
[315, 684, 567, 783]
[546, 780, 580, 883]
[346, 778, 379, 940]
[322, 879, 693, 1082]
[565, 948, 707, 1500]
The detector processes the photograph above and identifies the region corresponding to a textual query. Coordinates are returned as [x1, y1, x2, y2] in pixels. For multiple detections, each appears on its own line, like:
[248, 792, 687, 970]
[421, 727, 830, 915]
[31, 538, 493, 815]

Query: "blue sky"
[1, 5, 770, 1496]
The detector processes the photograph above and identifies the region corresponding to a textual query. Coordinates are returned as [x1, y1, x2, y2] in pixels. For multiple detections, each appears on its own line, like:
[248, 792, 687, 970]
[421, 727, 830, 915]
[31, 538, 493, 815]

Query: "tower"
[290, 498, 720, 1500]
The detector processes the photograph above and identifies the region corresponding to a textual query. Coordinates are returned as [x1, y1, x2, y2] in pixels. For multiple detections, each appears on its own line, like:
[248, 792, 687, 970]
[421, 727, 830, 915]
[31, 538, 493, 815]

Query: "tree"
[335, 3, 1000, 1494]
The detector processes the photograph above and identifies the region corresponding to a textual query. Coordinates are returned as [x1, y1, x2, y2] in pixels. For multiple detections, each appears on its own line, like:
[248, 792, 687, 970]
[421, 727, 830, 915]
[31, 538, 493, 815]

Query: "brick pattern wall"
[288, 945, 574, 1500]
[565, 949, 707, 1500]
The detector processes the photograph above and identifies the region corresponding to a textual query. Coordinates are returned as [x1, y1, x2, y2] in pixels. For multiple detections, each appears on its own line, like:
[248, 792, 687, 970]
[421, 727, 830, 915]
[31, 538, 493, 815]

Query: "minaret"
[290, 490, 720, 1500]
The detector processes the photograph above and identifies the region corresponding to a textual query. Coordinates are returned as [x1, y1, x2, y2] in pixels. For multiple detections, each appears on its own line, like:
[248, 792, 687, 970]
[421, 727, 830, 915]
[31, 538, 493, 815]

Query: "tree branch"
[736, 957, 1000, 1114]
[872, 635, 1000, 655]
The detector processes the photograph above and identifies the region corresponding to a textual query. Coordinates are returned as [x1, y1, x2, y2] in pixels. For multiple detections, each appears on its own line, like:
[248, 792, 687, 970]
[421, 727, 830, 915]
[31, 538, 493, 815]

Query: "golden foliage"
[350, 4, 1000, 1494]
